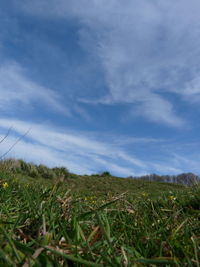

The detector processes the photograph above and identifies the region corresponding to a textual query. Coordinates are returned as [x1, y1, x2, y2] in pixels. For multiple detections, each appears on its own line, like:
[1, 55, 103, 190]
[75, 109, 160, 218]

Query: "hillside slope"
[0, 158, 186, 197]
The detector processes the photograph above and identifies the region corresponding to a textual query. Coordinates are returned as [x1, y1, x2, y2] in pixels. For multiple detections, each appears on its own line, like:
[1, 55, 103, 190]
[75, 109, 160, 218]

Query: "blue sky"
[1, 0, 200, 176]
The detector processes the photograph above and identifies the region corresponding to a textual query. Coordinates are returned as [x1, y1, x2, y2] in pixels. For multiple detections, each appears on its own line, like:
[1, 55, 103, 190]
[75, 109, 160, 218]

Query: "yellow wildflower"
[142, 192, 149, 197]
[168, 195, 176, 201]
[2, 182, 9, 189]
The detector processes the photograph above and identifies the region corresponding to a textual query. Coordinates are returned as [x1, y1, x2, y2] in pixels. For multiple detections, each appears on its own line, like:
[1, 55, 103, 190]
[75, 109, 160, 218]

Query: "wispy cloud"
[0, 62, 70, 115]
[1, 1, 200, 176]
[0, 118, 200, 175]
[17, 0, 200, 127]
[0, 118, 148, 176]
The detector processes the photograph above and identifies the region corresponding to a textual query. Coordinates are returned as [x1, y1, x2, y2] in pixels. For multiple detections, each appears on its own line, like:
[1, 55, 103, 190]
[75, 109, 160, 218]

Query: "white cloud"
[170, 153, 200, 173]
[0, 118, 148, 176]
[133, 94, 184, 127]
[1, 118, 200, 175]
[0, 62, 70, 115]
[1, 1, 200, 176]
[15, 0, 200, 126]
[0, 134, 92, 174]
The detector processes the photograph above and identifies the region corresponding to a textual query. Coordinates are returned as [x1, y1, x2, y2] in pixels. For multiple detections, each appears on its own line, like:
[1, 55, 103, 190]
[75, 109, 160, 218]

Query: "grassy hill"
[0, 159, 199, 266]
[0, 158, 188, 196]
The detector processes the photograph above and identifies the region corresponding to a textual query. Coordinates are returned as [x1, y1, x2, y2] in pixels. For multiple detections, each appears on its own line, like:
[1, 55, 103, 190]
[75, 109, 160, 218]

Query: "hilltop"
[0, 158, 194, 197]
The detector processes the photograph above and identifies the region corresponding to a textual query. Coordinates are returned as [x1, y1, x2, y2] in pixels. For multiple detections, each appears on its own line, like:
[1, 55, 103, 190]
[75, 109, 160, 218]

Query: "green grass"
[0, 171, 199, 266]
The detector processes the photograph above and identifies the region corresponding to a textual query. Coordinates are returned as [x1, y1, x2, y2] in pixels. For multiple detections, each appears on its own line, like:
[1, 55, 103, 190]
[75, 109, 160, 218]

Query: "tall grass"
[0, 174, 199, 266]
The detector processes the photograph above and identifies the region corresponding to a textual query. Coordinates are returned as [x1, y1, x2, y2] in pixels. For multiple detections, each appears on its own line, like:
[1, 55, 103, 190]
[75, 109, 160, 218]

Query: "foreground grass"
[0, 174, 199, 266]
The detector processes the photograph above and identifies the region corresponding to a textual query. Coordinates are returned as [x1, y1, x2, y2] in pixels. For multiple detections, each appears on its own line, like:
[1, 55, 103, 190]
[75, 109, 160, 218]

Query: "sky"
[1, 0, 200, 177]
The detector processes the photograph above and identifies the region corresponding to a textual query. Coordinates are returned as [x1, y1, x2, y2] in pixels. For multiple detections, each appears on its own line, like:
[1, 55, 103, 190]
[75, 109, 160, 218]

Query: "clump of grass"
[0, 159, 72, 180]
[0, 176, 199, 266]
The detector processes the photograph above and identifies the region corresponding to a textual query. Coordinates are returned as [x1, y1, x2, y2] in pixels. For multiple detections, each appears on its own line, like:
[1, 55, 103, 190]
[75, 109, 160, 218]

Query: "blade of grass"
[44, 246, 103, 267]
[191, 236, 200, 267]
[0, 226, 21, 262]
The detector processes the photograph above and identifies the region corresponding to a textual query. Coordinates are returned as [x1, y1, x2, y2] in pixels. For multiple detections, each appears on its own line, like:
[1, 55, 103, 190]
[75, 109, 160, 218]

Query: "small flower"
[168, 195, 176, 201]
[142, 192, 149, 197]
[2, 182, 9, 189]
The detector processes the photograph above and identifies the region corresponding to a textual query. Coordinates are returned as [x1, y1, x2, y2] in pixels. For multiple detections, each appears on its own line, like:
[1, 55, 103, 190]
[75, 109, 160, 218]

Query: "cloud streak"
[1, 1, 200, 176]
[0, 118, 200, 176]
[0, 118, 148, 176]
[0, 62, 70, 115]
[17, 0, 200, 126]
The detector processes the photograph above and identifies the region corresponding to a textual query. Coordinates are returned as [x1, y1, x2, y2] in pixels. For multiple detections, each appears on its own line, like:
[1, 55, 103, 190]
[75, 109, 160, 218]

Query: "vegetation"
[0, 159, 199, 266]
[0, 159, 73, 180]
[0, 159, 199, 186]
[131, 173, 200, 186]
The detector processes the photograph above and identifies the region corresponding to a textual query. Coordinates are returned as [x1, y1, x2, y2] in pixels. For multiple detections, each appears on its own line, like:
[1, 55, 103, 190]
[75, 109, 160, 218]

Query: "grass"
[0, 170, 199, 266]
